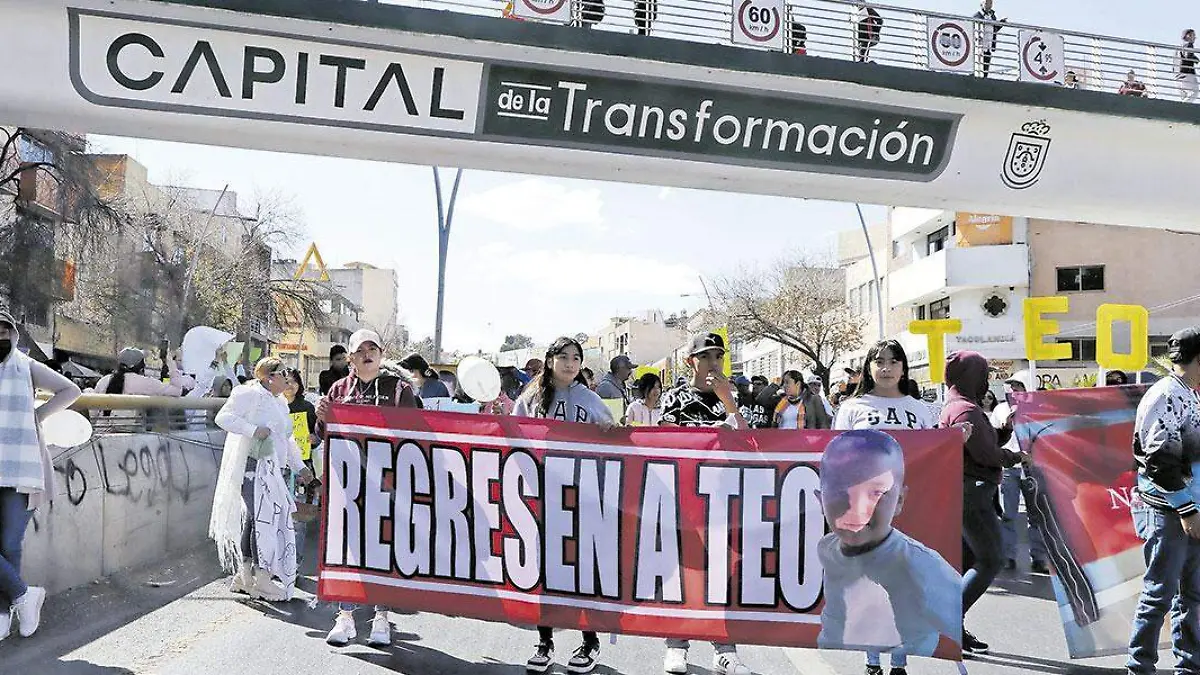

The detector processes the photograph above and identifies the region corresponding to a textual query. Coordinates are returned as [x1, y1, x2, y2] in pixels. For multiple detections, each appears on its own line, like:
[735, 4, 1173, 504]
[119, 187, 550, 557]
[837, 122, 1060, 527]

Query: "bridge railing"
[69, 393, 227, 437]
[376, 0, 1193, 102]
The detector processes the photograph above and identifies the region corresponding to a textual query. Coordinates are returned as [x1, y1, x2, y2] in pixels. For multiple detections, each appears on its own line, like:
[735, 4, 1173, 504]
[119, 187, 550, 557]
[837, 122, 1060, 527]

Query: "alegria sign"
[482, 66, 960, 180]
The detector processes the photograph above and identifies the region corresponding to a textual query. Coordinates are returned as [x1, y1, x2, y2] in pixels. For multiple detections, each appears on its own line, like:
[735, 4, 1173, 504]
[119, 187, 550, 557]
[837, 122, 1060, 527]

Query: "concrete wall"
[23, 430, 225, 595]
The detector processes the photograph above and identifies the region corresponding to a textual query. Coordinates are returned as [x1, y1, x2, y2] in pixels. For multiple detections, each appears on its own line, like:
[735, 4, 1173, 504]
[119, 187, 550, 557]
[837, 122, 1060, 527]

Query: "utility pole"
[856, 203, 885, 341]
[432, 167, 463, 364]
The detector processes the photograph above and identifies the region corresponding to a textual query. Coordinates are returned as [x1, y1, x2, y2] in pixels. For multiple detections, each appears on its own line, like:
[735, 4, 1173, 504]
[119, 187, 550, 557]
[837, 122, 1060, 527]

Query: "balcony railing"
[379, 0, 1198, 103]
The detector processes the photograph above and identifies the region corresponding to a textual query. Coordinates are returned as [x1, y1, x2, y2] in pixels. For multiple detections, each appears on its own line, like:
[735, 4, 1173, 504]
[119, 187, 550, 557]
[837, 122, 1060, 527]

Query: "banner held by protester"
[318, 406, 964, 659]
[1014, 385, 1161, 659]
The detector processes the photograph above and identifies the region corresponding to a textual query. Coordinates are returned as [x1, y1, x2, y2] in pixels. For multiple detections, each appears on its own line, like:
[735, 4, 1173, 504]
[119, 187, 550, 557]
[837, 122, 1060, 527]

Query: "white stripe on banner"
[320, 569, 823, 624]
[326, 423, 826, 462]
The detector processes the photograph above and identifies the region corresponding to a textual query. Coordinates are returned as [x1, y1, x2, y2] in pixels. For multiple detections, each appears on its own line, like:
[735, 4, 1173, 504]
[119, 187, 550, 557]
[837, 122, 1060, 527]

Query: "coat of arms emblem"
[1001, 120, 1051, 190]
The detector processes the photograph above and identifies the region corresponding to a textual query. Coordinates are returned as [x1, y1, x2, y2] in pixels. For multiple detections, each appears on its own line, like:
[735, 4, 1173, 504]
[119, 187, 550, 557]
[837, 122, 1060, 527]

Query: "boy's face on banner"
[820, 454, 904, 548]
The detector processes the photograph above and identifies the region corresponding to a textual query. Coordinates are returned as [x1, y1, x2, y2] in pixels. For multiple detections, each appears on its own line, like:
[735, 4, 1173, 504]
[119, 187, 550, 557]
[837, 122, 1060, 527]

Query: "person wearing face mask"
[210, 358, 312, 603]
[0, 309, 81, 641]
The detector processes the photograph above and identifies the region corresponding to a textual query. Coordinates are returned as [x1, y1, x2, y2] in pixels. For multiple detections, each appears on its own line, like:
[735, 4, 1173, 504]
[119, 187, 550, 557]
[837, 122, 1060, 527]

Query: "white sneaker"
[252, 570, 288, 602]
[664, 646, 688, 674]
[0, 612, 10, 641]
[326, 611, 356, 646]
[367, 612, 391, 647]
[15, 587, 46, 638]
[229, 567, 254, 595]
[713, 652, 751, 675]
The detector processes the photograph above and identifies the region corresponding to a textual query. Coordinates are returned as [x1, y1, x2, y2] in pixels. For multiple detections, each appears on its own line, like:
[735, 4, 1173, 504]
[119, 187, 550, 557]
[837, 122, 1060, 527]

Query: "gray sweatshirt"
[512, 382, 614, 426]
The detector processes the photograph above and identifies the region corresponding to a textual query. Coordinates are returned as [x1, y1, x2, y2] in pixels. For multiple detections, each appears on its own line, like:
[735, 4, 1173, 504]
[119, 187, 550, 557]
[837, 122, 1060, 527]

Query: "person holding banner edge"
[317, 329, 417, 648]
[658, 332, 752, 675]
[511, 336, 614, 675]
[832, 339, 967, 675]
[1127, 327, 1200, 675]
[940, 351, 1026, 657]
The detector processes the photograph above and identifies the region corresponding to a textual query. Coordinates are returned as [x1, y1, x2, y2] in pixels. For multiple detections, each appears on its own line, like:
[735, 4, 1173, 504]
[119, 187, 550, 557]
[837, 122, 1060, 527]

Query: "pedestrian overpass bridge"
[3, 0, 1198, 230]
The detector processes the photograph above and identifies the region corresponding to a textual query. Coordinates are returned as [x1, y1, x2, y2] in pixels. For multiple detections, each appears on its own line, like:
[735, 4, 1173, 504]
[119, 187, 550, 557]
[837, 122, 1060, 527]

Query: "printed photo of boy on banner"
[316, 407, 965, 660]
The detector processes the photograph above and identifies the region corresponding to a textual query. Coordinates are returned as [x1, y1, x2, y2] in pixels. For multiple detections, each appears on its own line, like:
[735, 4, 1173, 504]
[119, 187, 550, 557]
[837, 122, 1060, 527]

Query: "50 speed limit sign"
[731, 0, 785, 50]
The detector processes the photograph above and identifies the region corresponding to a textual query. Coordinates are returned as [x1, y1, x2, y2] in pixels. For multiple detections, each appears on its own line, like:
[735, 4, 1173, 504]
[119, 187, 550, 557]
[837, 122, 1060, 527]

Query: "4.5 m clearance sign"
[318, 406, 963, 654]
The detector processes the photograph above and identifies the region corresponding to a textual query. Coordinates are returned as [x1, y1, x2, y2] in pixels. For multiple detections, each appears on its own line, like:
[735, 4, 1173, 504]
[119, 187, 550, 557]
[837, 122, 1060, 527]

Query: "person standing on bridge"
[317, 329, 417, 648]
[0, 309, 81, 641]
[210, 357, 312, 604]
[973, 0, 1006, 78]
[1126, 328, 1200, 675]
[658, 332, 753, 675]
[513, 336, 614, 675]
[854, 2, 884, 63]
[1177, 29, 1199, 103]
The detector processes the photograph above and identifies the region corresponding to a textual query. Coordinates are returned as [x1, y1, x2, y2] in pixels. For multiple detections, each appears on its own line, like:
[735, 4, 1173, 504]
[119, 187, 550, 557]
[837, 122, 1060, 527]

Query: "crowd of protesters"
[5, 301, 1200, 675]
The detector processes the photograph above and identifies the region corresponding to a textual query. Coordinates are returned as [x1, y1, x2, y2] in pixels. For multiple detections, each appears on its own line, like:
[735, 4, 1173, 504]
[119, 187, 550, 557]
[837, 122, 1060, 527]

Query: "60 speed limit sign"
[731, 0, 785, 49]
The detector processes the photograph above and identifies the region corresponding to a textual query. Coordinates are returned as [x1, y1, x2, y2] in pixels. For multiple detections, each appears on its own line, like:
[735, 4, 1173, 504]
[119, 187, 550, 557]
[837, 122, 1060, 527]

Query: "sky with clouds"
[89, 134, 878, 353]
[84, 0, 1185, 353]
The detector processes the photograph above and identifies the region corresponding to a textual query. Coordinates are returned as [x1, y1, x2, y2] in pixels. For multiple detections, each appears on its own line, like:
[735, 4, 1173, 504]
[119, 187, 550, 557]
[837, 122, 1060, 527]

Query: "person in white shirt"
[627, 372, 663, 426]
[833, 339, 969, 675]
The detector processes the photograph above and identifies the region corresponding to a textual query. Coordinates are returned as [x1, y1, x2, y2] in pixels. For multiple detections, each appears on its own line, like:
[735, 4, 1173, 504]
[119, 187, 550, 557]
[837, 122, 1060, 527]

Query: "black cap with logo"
[689, 332, 726, 357]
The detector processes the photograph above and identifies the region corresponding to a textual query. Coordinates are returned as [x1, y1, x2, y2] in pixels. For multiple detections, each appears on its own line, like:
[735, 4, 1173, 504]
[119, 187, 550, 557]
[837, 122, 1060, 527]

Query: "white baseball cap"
[348, 329, 383, 354]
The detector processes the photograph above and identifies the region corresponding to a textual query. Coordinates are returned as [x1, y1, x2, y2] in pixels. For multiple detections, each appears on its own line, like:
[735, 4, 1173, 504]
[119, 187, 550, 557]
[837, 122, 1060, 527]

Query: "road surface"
[1, 525, 1133, 675]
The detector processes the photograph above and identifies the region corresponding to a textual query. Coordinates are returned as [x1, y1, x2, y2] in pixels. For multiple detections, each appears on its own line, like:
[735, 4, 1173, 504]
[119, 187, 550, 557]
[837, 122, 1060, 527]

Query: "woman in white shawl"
[209, 357, 311, 601]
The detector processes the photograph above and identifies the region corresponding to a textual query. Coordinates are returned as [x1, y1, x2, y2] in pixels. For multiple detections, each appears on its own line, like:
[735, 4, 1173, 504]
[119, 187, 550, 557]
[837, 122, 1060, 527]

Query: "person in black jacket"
[318, 344, 349, 396]
[855, 2, 883, 63]
[973, 0, 1006, 78]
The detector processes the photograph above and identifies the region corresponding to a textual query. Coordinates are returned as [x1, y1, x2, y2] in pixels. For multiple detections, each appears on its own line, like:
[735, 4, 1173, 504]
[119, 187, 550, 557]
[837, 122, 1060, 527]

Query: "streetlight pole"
[432, 167, 462, 364]
[855, 203, 885, 341]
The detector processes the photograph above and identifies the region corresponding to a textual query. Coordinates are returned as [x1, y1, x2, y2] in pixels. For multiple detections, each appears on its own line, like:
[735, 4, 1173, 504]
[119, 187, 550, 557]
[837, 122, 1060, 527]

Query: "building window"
[914, 305, 927, 321]
[929, 297, 951, 319]
[927, 227, 950, 255]
[17, 137, 56, 165]
[891, 240, 901, 258]
[1057, 338, 1098, 362]
[1056, 265, 1105, 292]
[867, 280, 876, 313]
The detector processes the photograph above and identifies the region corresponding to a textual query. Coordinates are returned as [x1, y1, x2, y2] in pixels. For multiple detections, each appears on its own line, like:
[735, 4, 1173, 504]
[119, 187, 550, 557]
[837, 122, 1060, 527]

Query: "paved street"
[1, 528, 1133, 675]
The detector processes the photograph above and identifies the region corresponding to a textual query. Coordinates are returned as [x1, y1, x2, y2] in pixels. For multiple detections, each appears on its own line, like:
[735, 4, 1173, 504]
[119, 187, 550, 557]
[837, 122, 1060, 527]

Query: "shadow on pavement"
[970, 650, 1127, 674]
[0, 543, 225, 671]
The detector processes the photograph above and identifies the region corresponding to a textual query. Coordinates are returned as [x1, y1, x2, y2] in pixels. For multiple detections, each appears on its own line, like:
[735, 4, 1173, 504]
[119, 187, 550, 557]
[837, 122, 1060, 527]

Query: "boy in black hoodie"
[938, 351, 1024, 656]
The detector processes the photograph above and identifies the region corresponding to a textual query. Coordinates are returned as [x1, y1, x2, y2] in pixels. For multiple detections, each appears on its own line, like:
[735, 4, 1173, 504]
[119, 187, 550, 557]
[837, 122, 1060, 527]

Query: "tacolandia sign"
[71, 9, 960, 181]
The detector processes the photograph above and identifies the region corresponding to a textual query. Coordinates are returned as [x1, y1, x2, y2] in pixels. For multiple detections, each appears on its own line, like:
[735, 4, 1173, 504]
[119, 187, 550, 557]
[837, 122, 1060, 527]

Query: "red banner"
[318, 406, 963, 657]
[1014, 385, 1155, 658]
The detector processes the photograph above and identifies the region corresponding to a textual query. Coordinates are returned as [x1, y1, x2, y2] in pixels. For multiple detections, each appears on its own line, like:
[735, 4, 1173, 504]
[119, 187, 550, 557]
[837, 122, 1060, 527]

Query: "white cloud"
[459, 179, 605, 232]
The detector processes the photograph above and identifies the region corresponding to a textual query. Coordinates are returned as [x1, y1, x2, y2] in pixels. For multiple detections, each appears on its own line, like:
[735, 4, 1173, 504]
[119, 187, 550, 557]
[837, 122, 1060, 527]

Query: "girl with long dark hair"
[832, 340, 955, 675]
[627, 372, 663, 426]
[95, 347, 186, 397]
[512, 337, 613, 674]
[774, 370, 808, 429]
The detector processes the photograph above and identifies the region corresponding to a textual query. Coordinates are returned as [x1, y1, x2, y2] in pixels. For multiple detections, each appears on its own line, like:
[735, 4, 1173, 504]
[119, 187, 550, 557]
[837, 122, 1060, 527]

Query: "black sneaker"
[527, 642, 553, 673]
[889, 669, 908, 675]
[865, 666, 884, 675]
[1031, 559, 1051, 575]
[568, 641, 600, 674]
[963, 629, 990, 655]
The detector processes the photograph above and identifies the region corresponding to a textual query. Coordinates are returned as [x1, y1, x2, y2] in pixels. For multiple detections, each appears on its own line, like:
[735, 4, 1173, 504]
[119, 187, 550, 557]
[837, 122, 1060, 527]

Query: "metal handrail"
[376, 0, 1196, 102]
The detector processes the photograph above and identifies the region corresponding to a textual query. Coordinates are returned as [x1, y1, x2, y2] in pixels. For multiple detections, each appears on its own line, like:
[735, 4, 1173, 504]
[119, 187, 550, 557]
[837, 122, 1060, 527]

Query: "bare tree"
[501, 334, 535, 351]
[0, 128, 130, 331]
[709, 255, 864, 388]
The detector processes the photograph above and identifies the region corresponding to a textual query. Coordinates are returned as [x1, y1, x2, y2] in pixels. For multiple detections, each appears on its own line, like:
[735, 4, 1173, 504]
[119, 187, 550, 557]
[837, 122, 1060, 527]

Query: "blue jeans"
[866, 647, 907, 667]
[1127, 505, 1200, 674]
[1001, 467, 1048, 562]
[0, 488, 32, 607]
[963, 479, 1004, 615]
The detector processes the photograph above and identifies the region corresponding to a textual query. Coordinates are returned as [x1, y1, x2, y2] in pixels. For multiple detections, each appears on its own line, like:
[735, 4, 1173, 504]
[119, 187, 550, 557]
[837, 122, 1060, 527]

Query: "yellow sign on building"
[955, 213, 1013, 247]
